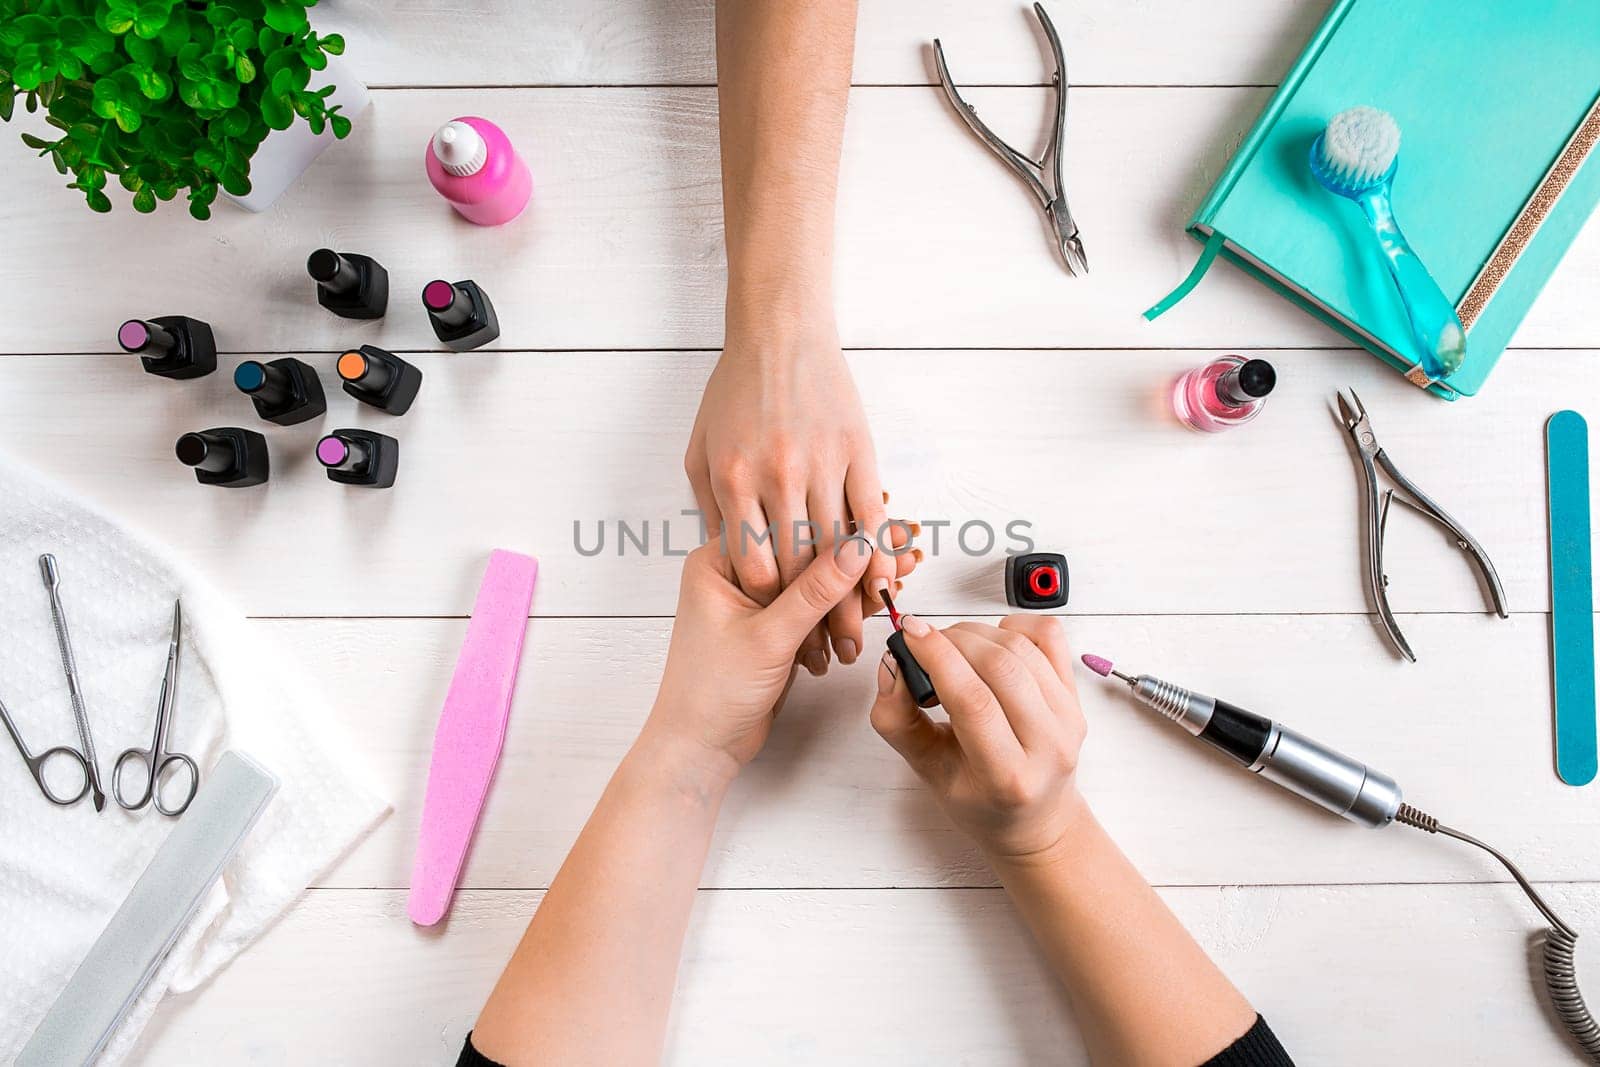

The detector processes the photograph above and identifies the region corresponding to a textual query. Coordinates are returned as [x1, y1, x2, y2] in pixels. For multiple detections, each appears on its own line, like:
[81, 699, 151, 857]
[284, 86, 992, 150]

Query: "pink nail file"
[409, 549, 538, 925]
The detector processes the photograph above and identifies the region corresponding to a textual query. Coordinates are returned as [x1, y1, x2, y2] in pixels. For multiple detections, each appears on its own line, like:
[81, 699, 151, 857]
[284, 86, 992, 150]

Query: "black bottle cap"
[1236, 359, 1276, 398]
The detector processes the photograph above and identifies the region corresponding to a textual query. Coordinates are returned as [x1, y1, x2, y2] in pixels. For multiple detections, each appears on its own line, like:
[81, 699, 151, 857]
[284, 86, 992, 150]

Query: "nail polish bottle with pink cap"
[425, 116, 532, 226]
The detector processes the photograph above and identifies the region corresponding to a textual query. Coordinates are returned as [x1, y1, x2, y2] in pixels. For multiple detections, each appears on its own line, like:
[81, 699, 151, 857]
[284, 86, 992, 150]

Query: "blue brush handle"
[1359, 187, 1467, 381]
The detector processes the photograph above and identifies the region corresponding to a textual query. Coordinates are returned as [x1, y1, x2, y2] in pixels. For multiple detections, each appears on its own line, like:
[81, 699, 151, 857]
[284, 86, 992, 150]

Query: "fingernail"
[869, 576, 890, 595]
[837, 638, 858, 664]
[901, 614, 930, 637]
[836, 536, 874, 575]
[877, 651, 898, 693]
[911, 548, 924, 563]
[909, 522, 922, 536]
[803, 650, 828, 676]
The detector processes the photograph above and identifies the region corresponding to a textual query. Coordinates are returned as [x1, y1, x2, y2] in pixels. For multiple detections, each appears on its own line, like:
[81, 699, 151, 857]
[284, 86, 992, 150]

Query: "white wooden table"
[3, 2, 1598, 1062]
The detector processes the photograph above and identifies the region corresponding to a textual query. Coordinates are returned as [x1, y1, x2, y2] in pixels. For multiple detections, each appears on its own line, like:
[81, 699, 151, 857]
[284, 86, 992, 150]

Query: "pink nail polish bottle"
[425, 116, 532, 226]
[1171, 355, 1276, 433]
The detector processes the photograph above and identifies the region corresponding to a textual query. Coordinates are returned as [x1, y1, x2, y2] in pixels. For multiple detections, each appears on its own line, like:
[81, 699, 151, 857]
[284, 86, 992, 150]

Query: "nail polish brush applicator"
[881, 590, 938, 709]
[1080, 652, 1600, 1056]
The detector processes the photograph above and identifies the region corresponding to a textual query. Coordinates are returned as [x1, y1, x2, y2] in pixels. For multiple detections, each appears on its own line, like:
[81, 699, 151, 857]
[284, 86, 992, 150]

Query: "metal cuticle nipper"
[932, 2, 1087, 276]
[1337, 389, 1508, 661]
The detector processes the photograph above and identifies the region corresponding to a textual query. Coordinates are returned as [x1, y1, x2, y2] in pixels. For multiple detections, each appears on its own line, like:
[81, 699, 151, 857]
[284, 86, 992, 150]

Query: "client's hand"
[646, 537, 878, 783]
[869, 615, 1088, 860]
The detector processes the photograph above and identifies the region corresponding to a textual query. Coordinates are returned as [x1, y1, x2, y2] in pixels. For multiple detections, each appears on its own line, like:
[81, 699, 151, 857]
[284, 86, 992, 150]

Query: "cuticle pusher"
[39, 553, 106, 811]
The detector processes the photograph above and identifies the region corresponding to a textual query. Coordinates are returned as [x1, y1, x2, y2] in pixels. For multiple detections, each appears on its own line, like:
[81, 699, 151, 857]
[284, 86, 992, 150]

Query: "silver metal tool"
[1086, 654, 1600, 1061]
[40, 553, 106, 810]
[1336, 390, 1508, 661]
[113, 600, 199, 816]
[1, 694, 92, 806]
[1092, 658, 1402, 826]
[932, 2, 1087, 275]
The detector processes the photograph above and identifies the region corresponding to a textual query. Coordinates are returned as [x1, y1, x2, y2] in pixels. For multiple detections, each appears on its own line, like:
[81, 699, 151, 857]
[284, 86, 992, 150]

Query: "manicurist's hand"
[685, 315, 898, 677]
[645, 535, 882, 782]
[869, 615, 1089, 860]
[869, 614, 1266, 1065]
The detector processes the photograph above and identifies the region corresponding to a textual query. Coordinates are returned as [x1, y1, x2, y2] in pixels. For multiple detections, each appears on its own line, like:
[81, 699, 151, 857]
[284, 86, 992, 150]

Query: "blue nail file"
[1548, 411, 1596, 786]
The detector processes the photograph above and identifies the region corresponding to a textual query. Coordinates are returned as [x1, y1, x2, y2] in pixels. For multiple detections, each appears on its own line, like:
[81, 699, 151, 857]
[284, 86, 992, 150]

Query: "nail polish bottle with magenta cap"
[118, 316, 217, 379]
[317, 429, 398, 488]
[336, 345, 423, 415]
[423, 278, 500, 350]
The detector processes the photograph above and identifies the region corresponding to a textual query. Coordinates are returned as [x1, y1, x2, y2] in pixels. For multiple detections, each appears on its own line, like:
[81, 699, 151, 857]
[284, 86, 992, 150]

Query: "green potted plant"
[0, 0, 355, 218]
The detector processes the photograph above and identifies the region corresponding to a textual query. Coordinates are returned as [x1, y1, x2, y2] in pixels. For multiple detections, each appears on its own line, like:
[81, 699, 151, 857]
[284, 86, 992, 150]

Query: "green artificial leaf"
[123, 32, 159, 65]
[20, 131, 52, 149]
[155, 9, 189, 51]
[329, 111, 350, 139]
[130, 65, 170, 99]
[302, 46, 325, 71]
[218, 165, 248, 196]
[56, 54, 83, 79]
[132, 184, 156, 211]
[11, 61, 43, 91]
[50, 147, 67, 173]
[259, 90, 290, 129]
[132, 3, 171, 39]
[234, 54, 254, 82]
[305, 109, 322, 134]
[86, 188, 112, 212]
[318, 32, 344, 55]
[0, 89, 14, 122]
[12, 14, 53, 43]
[227, 19, 253, 52]
[192, 143, 222, 171]
[220, 107, 249, 136]
[204, 5, 238, 26]
[96, 6, 133, 35]
[261, 0, 307, 35]
[267, 65, 293, 96]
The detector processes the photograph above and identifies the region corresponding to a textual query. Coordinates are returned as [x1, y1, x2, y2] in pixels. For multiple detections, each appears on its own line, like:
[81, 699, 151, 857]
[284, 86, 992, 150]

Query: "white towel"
[0, 454, 390, 1063]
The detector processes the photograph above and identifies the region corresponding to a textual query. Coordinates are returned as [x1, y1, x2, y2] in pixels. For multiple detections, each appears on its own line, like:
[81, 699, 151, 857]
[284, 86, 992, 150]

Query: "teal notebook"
[1148, 0, 1600, 398]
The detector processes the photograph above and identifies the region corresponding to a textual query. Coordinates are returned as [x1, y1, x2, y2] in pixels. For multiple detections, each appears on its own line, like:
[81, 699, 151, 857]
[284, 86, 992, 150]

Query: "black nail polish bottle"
[1005, 552, 1070, 610]
[308, 248, 389, 319]
[118, 316, 217, 379]
[175, 428, 269, 487]
[336, 345, 423, 415]
[887, 632, 940, 708]
[422, 279, 499, 350]
[316, 429, 399, 488]
[234, 358, 327, 426]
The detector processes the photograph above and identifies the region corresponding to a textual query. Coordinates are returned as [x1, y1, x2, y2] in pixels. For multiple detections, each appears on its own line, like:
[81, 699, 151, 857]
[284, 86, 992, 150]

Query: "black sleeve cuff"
[457, 1032, 505, 1067]
[1201, 1014, 1295, 1067]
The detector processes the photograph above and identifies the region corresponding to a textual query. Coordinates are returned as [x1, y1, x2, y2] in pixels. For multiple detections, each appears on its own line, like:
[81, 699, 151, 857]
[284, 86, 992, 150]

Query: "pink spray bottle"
[425, 117, 532, 226]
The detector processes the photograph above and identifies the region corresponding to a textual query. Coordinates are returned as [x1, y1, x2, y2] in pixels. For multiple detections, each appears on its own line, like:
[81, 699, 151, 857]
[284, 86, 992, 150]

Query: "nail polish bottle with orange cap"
[336, 345, 423, 415]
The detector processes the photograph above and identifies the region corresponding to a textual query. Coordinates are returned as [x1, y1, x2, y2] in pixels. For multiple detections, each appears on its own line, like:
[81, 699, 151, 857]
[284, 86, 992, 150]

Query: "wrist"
[981, 791, 1100, 879]
[633, 714, 743, 801]
[724, 270, 834, 351]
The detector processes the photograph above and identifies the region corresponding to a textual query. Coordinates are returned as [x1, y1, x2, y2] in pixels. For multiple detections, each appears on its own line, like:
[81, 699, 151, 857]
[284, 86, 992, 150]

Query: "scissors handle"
[113, 746, 157, 810]
[152, 751, 199, 817]
[30, 745, 92, 806]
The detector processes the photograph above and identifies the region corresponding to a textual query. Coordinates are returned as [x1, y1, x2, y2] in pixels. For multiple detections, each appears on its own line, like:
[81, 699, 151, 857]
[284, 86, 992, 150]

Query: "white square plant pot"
[225, 51, 369, 212]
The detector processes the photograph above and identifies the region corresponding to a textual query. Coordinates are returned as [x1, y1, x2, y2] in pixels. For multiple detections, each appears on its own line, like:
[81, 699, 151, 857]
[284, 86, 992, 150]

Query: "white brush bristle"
[1320, 106, 1400, 187]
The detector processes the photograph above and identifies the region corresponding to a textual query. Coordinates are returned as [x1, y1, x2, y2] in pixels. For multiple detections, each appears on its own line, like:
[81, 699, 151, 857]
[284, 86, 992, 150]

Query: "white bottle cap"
[433, 120, 487, 177]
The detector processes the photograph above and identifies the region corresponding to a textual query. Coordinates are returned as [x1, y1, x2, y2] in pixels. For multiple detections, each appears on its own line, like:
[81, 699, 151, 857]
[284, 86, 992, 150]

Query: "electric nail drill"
[1080, 653, 1600, 1058]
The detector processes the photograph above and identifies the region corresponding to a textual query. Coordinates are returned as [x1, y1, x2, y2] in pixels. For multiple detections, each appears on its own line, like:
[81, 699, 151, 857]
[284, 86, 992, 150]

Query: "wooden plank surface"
[270, 613, 1593, 890]
[0, 349, 1591, 618]
[313, 0, 1327, 87]
[5, 87, 1598, 355]
[133, 883, 1598, 1064]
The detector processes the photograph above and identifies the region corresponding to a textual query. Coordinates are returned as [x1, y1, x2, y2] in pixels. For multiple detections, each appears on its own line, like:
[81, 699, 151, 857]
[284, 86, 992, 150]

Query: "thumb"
[764, 536, 874, 649]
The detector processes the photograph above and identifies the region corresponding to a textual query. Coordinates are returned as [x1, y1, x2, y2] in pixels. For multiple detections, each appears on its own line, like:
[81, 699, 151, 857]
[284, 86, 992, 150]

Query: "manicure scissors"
[1, 694, 92, 805]
[113, 600, 199, 816]
[1337, 390, 1508, 661]
[932, 2, 1087, 275]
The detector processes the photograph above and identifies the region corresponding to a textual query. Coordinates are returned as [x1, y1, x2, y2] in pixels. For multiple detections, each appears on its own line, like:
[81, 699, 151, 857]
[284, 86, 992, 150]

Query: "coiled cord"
[1396, 803, 1600, 1061]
